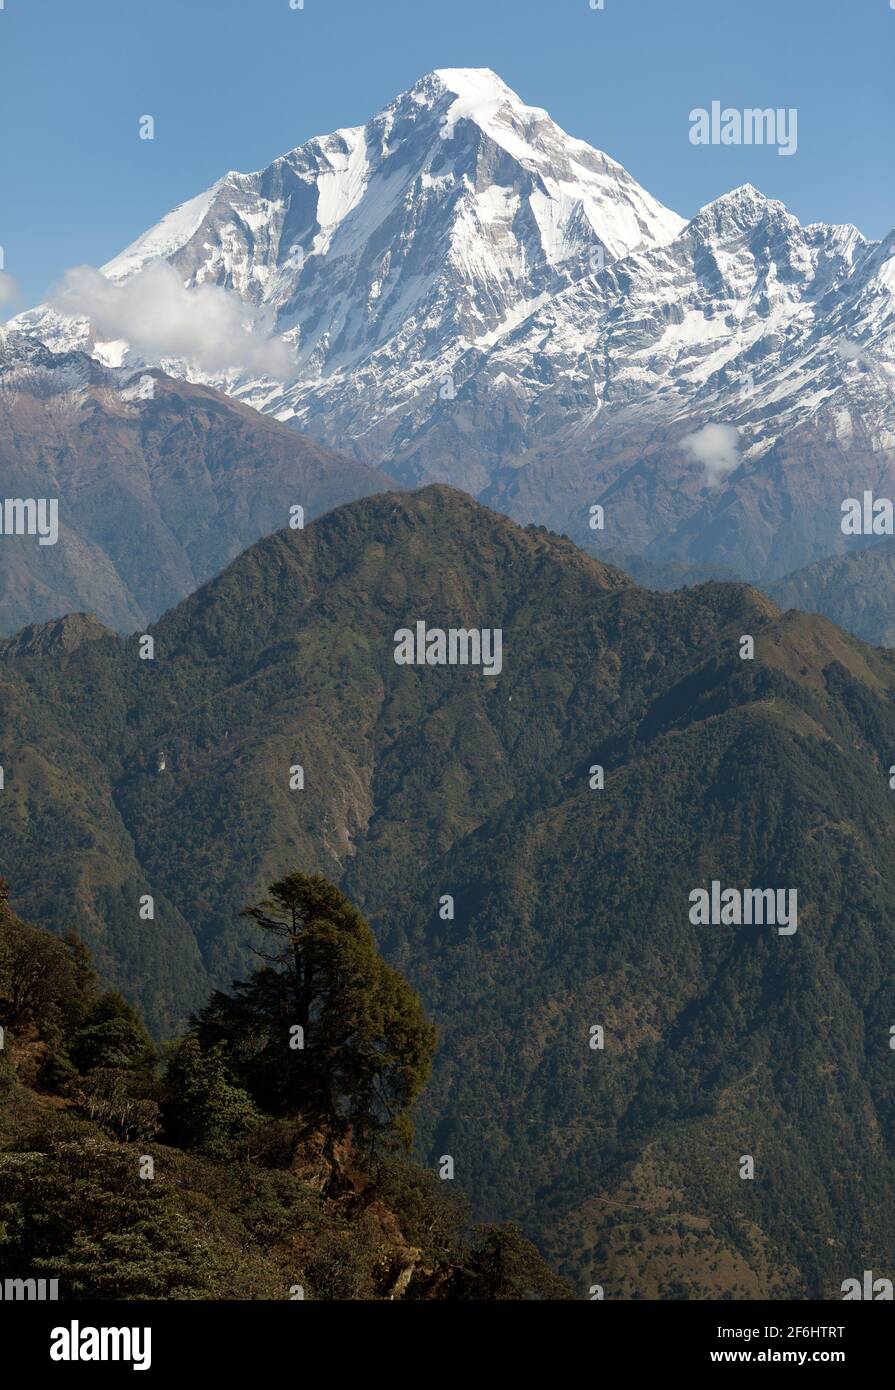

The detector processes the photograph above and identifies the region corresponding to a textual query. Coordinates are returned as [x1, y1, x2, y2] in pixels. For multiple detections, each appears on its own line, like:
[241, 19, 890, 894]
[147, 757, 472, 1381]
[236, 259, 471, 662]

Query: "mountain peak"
[417, 67, 541, 121]
[15, 67, 684, 389]
[725, 181, 764, 201]
[686, 182, 796, 239]
[699, 182, 779, 216]
[0, 613, 113, 658]
[423, 67, 520, 102]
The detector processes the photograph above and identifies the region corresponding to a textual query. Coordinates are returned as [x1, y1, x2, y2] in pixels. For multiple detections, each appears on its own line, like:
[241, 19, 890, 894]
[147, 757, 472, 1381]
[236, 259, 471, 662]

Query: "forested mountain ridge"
[0, 485, 637, 1031]
[2, 484, 895, 1296]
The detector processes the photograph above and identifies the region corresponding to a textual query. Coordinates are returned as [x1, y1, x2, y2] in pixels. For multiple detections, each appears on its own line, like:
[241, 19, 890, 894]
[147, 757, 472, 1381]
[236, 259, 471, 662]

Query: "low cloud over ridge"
[51, 262, 294, 379]
[682, 422, 741, 488]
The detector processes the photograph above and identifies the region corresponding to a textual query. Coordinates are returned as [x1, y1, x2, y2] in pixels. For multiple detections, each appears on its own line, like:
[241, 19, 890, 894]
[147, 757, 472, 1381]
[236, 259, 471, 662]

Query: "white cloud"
[837, 339, 872, 369]
[682, 422, 741, 488]
[50, 262, 294, 379]
[0, 272, 21, 310]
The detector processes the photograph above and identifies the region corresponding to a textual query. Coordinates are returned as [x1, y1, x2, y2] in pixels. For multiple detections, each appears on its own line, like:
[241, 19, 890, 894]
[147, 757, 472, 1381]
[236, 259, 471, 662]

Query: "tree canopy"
[0, 872, 572, 1300]
[192, 872, 437, 1154]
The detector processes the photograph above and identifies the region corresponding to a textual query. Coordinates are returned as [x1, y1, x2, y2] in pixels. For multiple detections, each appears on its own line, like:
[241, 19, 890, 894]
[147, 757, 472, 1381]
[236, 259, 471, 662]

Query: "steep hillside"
[0, 880, 570, 1300]
[769, 539, 895, 647]
[0, 335, 390, 634]
[2, 486, 895, 1295]
[0, 486, 634, 1032]
[385, 609, 895, 1294]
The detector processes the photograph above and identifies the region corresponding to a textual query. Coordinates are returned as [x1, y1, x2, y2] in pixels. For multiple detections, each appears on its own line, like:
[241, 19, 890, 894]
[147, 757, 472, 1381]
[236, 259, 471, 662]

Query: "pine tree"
[193, 873, 437, 1154]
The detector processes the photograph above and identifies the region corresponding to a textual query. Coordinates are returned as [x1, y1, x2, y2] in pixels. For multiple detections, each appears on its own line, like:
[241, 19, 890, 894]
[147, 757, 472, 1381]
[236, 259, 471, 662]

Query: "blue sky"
[1, 0, 892, 307]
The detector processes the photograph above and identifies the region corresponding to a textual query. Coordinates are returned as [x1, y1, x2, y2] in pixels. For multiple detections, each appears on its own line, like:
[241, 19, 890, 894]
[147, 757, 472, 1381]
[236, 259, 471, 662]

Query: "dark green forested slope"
[0, 874, 569, 1300]
[2, 485, 895, 1296]
[383, 629, 895, 1296]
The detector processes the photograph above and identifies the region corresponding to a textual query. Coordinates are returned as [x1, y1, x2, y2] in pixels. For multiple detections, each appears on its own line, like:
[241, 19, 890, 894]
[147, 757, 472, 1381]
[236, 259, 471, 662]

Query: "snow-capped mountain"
[12, 68, 895, 583]
[460, 184, 895, 578]
[17, 68, 683, 397]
